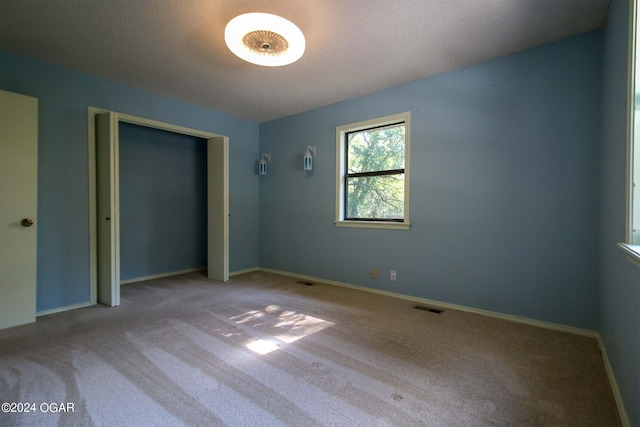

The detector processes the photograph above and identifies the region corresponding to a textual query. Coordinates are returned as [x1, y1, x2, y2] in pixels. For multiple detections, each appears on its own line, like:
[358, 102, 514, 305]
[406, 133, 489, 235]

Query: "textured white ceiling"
[0, 0, 609, 123]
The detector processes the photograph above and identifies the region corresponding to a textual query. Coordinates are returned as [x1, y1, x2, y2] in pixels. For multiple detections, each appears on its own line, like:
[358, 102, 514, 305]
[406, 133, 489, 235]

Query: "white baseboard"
[230, 267, 260, 276]
[121, 267, 264, 284]
[120, 267, 206, 285]
[36, 301, 93, 317]
[257, 268, 598, 338]
[597, 335, 631, 427]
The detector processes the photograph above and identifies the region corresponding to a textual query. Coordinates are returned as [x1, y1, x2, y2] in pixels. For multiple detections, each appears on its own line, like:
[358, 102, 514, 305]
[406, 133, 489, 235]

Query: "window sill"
[334, 220, 411, 230]
[617, 243, 640, 267]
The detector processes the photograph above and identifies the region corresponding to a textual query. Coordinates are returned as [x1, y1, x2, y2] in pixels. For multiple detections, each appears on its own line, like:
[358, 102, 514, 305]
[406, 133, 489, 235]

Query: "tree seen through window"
[345, 123, 405, 220]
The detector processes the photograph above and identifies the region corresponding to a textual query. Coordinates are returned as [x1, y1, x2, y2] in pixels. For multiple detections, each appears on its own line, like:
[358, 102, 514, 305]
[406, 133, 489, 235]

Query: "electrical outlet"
[390, 270, 396, 281]
[371, 268, 377, 279]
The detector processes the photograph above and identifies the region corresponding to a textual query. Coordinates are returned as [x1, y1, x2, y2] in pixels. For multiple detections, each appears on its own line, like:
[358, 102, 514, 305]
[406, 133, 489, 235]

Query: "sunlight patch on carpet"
[231, 305, 334, 354]
[245, 339, 281, 355]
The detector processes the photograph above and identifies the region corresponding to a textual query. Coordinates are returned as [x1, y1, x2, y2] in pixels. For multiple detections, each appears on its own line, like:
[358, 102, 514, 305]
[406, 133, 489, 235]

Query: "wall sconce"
[259, 153, 270, 175]
[304, 145, 316, 170]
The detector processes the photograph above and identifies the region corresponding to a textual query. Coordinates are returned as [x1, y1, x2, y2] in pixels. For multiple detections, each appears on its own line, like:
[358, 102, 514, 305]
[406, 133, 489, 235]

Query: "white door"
[0, 90, 38, 329]
[96, 112, 120, 306]
[207, 137, 229, 281]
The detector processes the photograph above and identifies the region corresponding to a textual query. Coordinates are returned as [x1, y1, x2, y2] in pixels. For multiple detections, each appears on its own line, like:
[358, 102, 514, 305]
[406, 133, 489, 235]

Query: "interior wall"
[119, 123, 207, 281]
[259, 31, 603, 330]
[599, 0, 640, 425]
[0, 50, 260, 312]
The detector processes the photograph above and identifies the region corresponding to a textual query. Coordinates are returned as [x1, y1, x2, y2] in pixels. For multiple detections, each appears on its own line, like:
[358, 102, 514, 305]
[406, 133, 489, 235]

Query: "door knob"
[21, 218, 34, 227]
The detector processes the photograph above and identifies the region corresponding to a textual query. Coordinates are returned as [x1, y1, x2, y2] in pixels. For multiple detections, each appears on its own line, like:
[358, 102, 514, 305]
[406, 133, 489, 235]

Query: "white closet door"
[207, 137, 229, 282]
[96, 112, 120, 306]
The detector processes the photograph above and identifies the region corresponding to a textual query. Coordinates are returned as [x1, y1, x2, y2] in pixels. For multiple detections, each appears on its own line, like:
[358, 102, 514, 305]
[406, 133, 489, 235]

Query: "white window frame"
[335, 111, 411, 230]
[621, 0, 640, 266]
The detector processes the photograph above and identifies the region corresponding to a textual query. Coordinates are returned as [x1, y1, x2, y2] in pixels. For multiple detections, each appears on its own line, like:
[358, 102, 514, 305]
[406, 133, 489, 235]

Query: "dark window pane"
[346, 174, 404, 220]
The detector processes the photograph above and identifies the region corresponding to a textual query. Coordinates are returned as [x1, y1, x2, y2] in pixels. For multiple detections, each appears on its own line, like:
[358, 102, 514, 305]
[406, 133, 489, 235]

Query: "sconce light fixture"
[259, 153, 271, 175]
[304, 145, 316, 170]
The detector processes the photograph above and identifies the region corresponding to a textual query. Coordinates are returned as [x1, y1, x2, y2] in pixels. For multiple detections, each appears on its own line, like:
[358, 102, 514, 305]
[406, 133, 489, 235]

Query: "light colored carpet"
[0, 271, 621, 426]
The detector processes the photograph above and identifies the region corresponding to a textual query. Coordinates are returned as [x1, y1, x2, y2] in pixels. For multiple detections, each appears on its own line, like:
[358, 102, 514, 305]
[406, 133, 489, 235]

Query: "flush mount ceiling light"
[225, 12, 305, 67]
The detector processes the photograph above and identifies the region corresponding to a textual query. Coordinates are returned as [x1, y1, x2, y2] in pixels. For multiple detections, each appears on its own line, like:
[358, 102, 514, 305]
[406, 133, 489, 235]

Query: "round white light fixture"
[225, 12, 305, 67]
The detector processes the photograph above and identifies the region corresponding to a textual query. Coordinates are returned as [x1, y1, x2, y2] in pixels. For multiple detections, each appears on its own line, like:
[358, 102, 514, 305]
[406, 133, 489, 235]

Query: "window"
[621, 0, 640, 264]
[335, 112, 410, 230]
[633, 0, 640, 246]
[633, 94, 639, 244]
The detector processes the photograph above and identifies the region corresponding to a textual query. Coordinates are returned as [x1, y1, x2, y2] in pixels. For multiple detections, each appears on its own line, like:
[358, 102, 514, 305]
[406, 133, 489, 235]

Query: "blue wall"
[260, 31, 603, 330]
[0, 50, 260, 312]
[599, 1, 640, 425]
[119, 123, 207, 281]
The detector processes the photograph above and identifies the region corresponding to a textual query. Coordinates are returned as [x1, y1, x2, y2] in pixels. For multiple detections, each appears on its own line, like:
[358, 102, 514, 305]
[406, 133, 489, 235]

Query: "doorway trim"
[87, 107, 229, 304]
